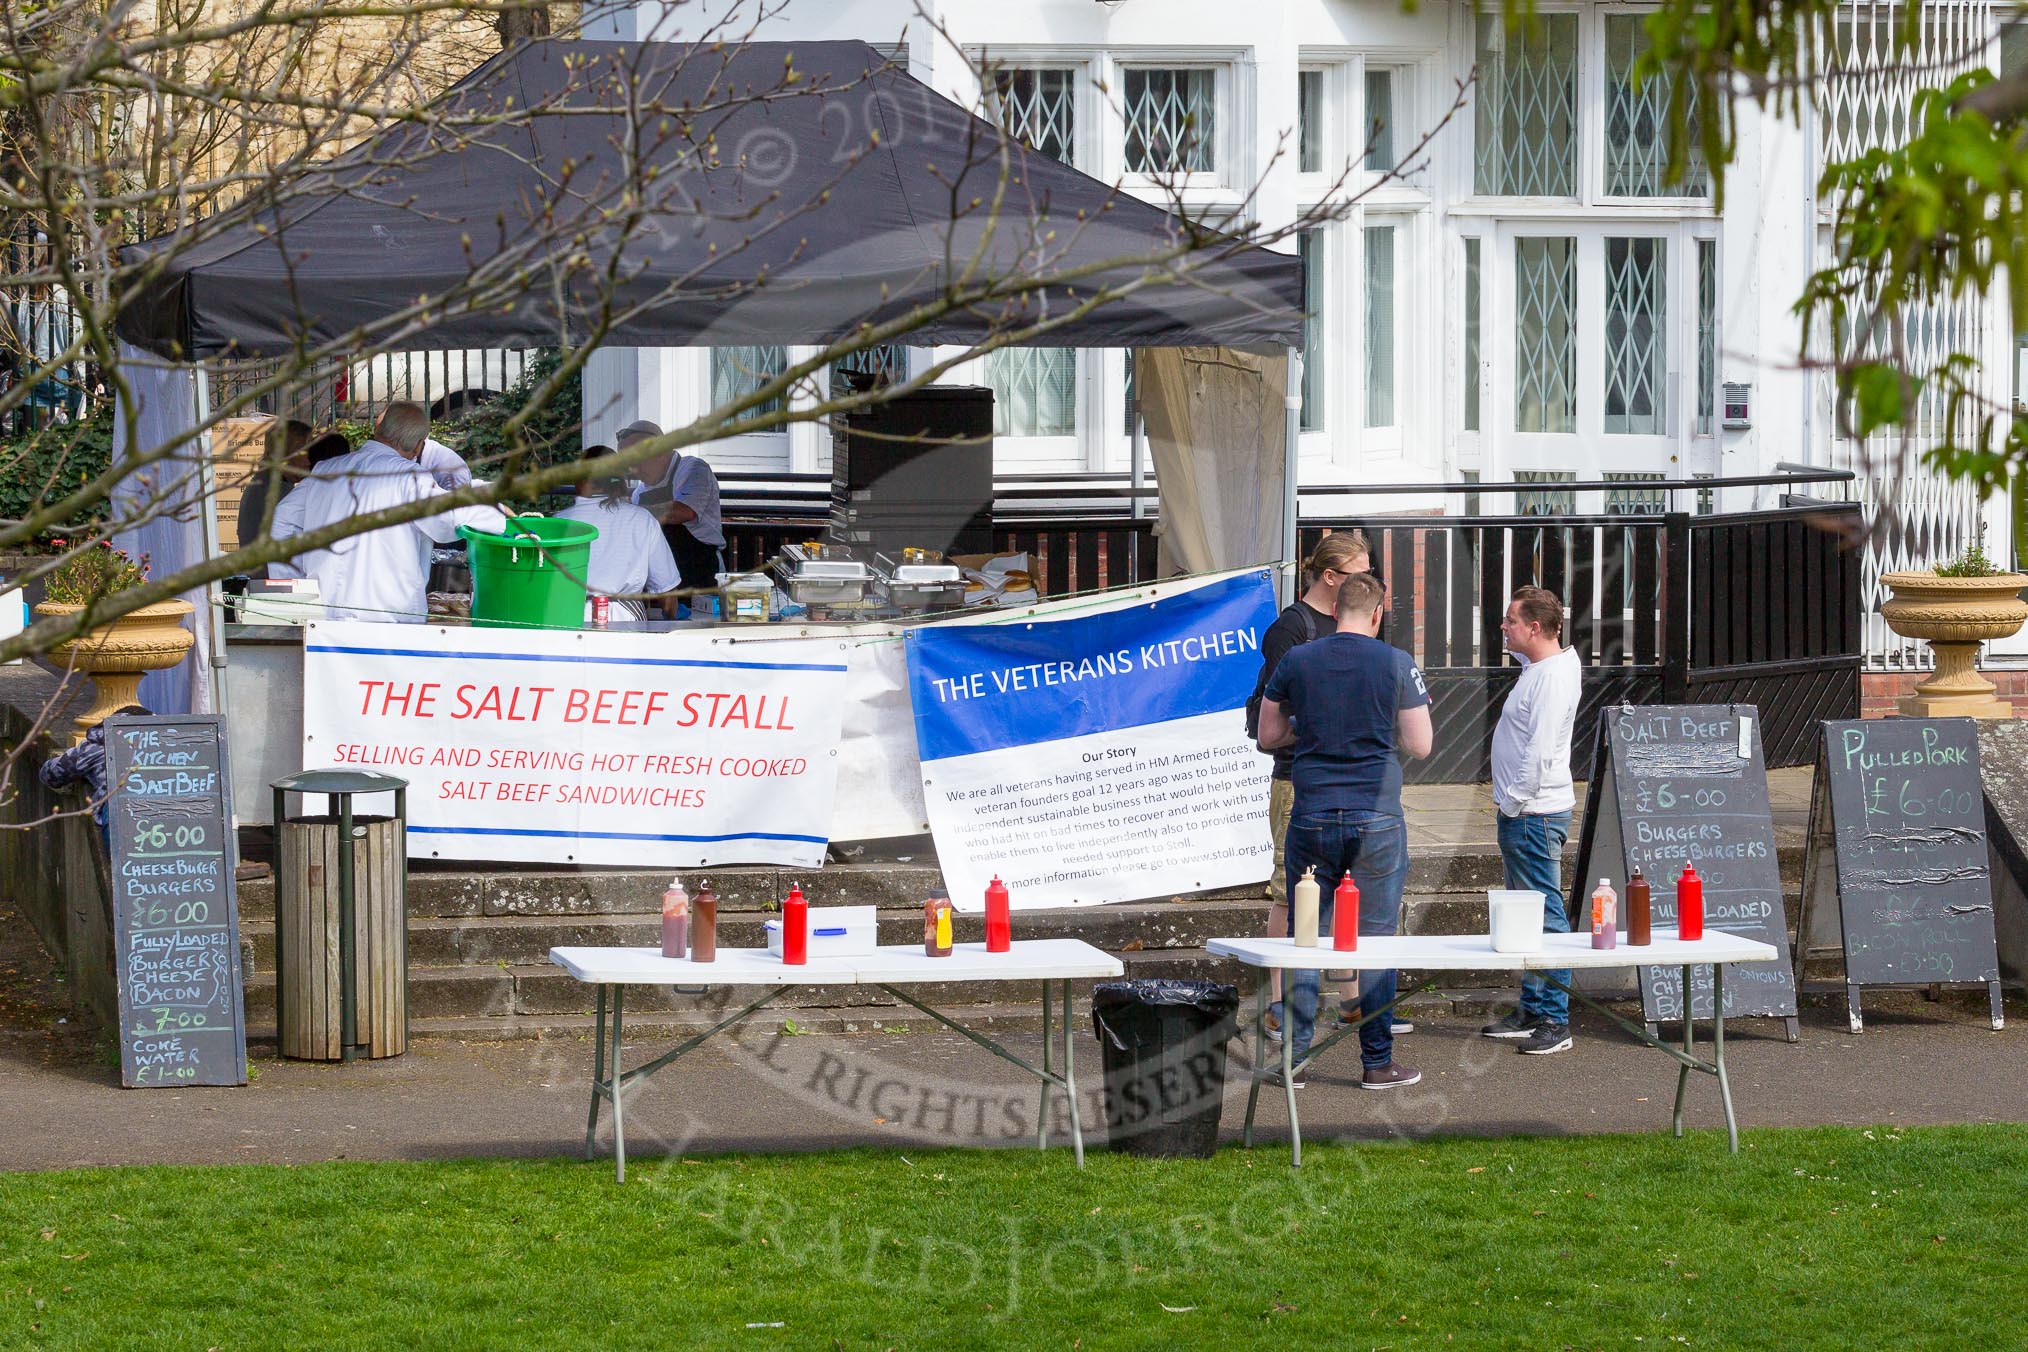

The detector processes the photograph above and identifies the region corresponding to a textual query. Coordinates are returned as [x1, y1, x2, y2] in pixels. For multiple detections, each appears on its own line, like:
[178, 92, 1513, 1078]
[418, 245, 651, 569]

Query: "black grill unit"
[830, 385, 995, 560]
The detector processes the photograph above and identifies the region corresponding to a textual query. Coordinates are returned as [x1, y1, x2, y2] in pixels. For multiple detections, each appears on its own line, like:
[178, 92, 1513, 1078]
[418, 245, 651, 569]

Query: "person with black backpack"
[1245, 532, 1383, 1043]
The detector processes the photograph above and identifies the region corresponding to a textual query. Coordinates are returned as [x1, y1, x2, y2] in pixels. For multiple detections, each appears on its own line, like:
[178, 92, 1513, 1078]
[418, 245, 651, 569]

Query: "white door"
[1490, 222, 1691, 511]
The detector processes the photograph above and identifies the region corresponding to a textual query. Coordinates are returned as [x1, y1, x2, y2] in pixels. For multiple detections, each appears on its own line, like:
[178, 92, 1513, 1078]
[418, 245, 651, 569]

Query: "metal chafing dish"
[876, 551, 966, 613]
[776, 540, 872, 607]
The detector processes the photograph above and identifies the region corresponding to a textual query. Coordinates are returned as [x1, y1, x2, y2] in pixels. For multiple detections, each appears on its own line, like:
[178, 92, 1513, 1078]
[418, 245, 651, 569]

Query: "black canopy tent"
[108, 40, 1306, 724]
[117, 39, 1304, 357]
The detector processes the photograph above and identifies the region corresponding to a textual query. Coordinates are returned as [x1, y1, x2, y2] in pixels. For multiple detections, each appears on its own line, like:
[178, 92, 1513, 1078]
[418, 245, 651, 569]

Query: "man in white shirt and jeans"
[1481, 585, 1583, 1055]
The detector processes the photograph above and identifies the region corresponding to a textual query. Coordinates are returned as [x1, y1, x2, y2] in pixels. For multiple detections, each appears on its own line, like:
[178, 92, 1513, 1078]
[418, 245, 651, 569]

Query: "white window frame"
[1595, 5, 1712, 206]
[1465, 3, 1587, 206]
[1104, 52, 1254, 201]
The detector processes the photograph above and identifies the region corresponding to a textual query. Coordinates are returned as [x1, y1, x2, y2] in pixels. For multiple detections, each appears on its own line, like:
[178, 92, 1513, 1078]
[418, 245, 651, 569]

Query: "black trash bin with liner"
[1091, 979, 1240, 1158]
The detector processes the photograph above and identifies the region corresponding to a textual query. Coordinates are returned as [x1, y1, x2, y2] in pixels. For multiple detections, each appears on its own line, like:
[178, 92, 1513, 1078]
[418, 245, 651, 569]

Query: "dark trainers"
[1338, 1007, 1415, 1035]
[1359, 1061, 1422, 1090]
[1517, 1023, 1574, 1055]
[1265, 1067, 1306, 1090]
[1480, 1011, 1543, 1040]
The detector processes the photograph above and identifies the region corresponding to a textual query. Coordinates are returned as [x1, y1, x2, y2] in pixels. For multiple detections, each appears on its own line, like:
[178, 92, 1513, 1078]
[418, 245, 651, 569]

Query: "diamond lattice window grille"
[1365, 225, 1396, 428]
[988, 347, 1076, 437]
[1605, 471, 1668, 515]
[1604, 237, 1669, 436]
[1696, 240, 1717, 435]
[1514, 236, 1576, 433]
[1516, 469, 1576, 516]
[1464, 237, 1482, 433]
[1298, 69, 1324, 174]
[991, 69, 1077, 165]
[830, 343, 905, 402]
[711, 345, 787, 418]
[1300, 229, 1325, 432]
[1603, 16, 1710, 197]
[1125, 68, 1217, 174]
[1814, 1, 1997, 668]
[1475, 14, 1578, 196]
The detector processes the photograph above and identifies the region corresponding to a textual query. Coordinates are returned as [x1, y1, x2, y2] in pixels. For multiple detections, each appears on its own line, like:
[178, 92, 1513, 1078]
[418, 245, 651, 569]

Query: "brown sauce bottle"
[692, 879, 719, 962]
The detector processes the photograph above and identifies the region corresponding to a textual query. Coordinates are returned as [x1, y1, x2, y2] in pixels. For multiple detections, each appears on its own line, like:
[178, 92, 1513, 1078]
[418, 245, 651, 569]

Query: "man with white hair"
[272, 401, 508, 622]
[621, 418, 724, 600]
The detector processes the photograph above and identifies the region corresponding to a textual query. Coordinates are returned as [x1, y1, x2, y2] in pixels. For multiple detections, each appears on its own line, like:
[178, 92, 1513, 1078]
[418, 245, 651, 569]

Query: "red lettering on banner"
[357, 680, 440, 717]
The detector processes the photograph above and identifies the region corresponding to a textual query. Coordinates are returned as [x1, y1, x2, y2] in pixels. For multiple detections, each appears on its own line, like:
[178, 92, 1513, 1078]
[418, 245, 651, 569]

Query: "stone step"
[236, 891, 1514, 974]
[234, 843, 1813, 923]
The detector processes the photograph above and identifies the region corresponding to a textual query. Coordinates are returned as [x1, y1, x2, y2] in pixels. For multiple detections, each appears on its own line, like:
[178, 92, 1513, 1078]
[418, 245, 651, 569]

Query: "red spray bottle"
[984, 875, 1012, 953]
[1333, 873, 1360, 952]
[1676, 865, 1704, 942]
[781, 884, 808, 965]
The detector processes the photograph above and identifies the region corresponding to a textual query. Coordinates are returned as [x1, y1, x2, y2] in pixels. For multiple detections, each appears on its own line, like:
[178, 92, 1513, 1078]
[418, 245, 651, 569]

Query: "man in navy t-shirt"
[1257, 570, 1432, 1088]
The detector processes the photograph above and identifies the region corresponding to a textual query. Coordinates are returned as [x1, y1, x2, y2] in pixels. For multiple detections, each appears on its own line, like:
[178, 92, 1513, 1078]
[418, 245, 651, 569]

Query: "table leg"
[1673, 964, 1693, 1139]
[1284, 1003, 1301, 1169]
[584, 985, 607, 1160]
[1061, 979, 1084, 1168]
[1243, 983, 1264, 1149]
[1991, 981, 2008, 1032]
[609, 984, 627, 1184]
[1713, 963, 1738, 1154]
[1038, 979, 1054, 1152]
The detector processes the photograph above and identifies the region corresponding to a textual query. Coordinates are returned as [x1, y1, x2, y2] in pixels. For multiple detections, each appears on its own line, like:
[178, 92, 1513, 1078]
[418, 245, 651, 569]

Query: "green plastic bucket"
[457, 515, 601, 630]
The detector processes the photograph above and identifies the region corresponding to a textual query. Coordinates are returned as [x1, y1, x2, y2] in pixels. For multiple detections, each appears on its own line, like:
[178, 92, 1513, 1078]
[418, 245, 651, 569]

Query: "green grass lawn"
[2, 1124, 2023, 1349]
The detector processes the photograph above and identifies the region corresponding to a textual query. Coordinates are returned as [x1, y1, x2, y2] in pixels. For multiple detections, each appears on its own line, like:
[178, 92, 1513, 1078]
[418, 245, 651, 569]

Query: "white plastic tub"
[1487, 889, 1546, 954]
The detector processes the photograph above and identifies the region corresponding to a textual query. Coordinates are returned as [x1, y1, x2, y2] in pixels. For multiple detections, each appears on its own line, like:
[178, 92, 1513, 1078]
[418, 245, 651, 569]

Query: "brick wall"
[1862, 670, 2028, 718]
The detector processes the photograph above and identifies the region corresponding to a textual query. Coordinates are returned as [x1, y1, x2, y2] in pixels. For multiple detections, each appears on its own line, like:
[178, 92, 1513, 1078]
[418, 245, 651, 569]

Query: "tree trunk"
[496, 4, 552, 49]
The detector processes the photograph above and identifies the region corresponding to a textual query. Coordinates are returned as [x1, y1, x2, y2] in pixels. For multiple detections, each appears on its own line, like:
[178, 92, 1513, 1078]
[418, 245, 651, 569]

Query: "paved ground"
[4, 960, 2019, 1172]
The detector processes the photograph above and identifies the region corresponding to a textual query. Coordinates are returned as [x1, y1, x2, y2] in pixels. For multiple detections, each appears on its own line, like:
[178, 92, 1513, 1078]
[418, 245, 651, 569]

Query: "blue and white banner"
[906, 571, 1278, 910]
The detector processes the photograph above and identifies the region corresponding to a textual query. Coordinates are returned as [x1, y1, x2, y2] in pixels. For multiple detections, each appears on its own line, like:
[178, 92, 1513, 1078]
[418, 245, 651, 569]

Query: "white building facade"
[584, 0, 2022, 614]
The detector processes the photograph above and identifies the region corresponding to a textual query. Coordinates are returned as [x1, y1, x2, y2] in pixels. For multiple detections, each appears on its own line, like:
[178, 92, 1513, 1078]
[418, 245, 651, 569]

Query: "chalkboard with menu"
[1797, 718, 2004, 1032]
[1575, 703, 1801, 1039]
[104, 714, 248, 1088]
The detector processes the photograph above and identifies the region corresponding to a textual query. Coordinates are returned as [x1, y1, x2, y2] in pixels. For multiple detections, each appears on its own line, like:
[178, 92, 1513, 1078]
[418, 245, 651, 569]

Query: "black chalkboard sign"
[1797, 718, 2004, 1032]
[1575, 703, 1800, 1040]
[104, 714, 248, 1088]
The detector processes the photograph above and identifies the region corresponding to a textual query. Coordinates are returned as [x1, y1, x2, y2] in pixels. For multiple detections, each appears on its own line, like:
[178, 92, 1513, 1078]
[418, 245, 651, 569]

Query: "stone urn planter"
[1879, 570, 2028, 718]
[34, 599, 196, 741]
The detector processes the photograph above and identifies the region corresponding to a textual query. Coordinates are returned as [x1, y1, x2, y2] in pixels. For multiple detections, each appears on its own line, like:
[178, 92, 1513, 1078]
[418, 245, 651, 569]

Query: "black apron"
[664, 523, 723, 595]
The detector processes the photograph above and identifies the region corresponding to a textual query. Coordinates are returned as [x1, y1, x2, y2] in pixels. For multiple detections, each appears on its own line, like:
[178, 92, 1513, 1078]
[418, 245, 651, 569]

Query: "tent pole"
[1281, 347, 1302, 606]
[195, 365, 226, 718]
[1129, 358, 1146, 584]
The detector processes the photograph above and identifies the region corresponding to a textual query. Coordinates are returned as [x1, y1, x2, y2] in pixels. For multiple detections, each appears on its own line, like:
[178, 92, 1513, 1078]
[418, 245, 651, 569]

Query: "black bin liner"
[1090, 979, 1240, 1159]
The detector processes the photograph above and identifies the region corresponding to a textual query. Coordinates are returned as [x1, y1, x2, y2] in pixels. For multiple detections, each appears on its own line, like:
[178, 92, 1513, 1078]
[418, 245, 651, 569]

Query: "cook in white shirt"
[618, 418, 725, 596]
[555, 463, 681, 621]
[418, 438, 473, 490]
[271, 402, 507, 622]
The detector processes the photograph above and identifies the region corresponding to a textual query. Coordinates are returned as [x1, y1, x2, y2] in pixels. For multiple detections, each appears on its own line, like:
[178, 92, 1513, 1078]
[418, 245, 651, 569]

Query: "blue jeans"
[1284, 810, 1408, 1067]
[1497, 810, 1572, 1024]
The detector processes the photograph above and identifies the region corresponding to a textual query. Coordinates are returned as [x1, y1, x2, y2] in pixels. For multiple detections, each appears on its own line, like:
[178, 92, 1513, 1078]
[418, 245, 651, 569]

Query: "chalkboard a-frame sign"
[104, 714, 248, 1088]
[1796, 718, 2005, 1033]
[1575, 703, 1801, 1042]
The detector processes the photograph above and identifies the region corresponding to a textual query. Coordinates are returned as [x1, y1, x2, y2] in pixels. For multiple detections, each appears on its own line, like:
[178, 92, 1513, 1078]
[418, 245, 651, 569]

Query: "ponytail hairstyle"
[1305, 530, 1371, 585]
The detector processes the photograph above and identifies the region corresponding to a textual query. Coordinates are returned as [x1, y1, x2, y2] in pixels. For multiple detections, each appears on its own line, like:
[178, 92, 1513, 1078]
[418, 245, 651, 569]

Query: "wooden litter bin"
[272, 770, 409, 1060]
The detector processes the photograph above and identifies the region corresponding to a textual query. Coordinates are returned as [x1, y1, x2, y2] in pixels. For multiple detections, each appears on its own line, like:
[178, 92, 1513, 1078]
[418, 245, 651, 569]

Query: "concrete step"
[237, 891, 1518, 975]
[234, 842, 1813, 924]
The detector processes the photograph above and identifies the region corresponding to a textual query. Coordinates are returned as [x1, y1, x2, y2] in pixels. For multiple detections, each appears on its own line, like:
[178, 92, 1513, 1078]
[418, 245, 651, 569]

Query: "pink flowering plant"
[42, 539, 150, 606]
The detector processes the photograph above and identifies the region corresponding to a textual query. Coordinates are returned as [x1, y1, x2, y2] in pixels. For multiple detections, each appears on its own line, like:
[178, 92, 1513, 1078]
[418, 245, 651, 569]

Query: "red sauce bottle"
[1333, 872, 1360, 951]
[984, 875, 1011, 953]
[781, 884, 808, 965]
[1676, 865, 1704, 942]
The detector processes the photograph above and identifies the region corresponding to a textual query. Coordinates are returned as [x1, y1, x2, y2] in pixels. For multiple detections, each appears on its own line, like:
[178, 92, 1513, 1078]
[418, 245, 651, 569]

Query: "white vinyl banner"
[905, 571, 1278, 911]
[301, 620, 849, 867]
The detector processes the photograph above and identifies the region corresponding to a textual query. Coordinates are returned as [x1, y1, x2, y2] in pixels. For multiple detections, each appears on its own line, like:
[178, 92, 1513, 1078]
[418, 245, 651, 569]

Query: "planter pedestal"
[1880, 571, 2028, 720]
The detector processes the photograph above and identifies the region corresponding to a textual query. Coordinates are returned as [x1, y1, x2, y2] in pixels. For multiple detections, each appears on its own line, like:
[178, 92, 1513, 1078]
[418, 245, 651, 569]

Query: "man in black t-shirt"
[1257, 571, 1432, 1089]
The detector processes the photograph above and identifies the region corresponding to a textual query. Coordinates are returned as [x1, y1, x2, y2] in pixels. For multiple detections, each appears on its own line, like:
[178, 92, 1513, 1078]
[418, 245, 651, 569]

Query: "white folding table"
[549, 940, 1124, 1180]
[1206, 928, 1780, 1167]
